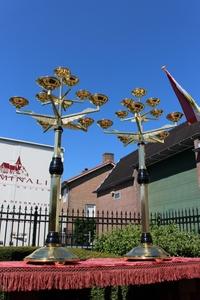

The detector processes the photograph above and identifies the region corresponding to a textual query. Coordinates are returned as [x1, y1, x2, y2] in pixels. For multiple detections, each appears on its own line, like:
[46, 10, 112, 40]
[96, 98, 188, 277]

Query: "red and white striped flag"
[162, 66, 200, 124]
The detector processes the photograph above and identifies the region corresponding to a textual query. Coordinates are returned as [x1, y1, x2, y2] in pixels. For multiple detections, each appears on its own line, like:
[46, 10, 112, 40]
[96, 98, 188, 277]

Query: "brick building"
[61, 153, 115, 216]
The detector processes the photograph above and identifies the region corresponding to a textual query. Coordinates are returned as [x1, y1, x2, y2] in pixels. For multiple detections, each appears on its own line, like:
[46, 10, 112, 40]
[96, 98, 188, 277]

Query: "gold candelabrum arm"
[103, 123, 176, 145]
[61, 106, 100, 121]
[16, 106, 100, 132]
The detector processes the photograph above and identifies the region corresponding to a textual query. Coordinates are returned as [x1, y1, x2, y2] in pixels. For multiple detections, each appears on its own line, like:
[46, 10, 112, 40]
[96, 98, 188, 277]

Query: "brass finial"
[54, 66, 71, 79]
[131, 88, 147, 98]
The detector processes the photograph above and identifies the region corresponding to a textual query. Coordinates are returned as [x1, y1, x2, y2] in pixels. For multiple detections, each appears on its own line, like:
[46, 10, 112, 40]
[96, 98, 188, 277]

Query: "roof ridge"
[63, 161, 115, 184]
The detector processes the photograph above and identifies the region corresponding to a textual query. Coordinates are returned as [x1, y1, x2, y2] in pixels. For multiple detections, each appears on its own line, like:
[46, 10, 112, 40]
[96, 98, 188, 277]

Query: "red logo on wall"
[0, 156, 29, 176]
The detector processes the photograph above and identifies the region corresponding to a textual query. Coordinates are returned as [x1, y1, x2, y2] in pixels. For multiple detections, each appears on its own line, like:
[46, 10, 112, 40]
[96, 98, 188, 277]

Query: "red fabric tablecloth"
[0, 257, 200, 292]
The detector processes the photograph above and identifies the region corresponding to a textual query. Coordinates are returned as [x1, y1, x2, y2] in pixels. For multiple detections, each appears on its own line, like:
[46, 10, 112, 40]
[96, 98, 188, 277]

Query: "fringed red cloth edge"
[0, 257, 200, 292]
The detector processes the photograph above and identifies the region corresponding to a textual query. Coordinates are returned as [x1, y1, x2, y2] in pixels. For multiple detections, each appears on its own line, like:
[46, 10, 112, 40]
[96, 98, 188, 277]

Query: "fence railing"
[0, 205, 200, 247]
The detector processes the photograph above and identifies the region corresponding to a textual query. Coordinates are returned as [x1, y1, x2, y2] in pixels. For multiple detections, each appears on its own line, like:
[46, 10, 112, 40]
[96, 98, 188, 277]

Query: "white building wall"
[0, 137, 54, 246]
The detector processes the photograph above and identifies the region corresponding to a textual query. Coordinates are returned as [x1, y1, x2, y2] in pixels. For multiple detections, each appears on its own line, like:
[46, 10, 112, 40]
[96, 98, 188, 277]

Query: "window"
[112, 191, 121, 200]
[85, 204, 96, 217]
[62, 186, 69, 203]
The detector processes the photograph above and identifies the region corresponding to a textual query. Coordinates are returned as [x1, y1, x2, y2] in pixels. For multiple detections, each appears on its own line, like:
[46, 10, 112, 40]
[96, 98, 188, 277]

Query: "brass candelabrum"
[97, 87, 183, 260]
[9, 66, 108, 263]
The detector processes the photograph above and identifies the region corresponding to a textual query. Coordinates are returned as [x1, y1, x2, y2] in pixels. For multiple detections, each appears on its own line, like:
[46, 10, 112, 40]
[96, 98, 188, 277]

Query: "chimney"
[82, 168, 88, 173]
[102, 153, 114, 163]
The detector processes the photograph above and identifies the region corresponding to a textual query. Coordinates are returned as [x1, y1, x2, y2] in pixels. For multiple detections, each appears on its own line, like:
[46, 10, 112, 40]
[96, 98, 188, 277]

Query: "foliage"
[94, 225, 141, 255]
[73, 217, 96, 246]
[94, 224, 200, 257]
[151, 224, 200, 257]
[0, 246, 37, 261]
[0, 246, 117, 261]
[90, 286, 128, 300]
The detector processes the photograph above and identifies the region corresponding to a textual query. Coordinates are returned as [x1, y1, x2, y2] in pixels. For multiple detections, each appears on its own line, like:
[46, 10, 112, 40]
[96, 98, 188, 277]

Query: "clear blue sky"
[1, 0, 200, 180]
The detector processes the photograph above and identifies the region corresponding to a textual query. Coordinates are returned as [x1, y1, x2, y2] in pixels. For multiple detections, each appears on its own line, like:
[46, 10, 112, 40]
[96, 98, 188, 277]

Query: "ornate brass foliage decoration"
[76, 90, 91, 100]
[132, 88, 147, 98]
[117, 135, 134, 145]
[115, 111, 129, 119]
[36, 91, 50, 103]
[156, 131, 169, 140]
[146, 97, 160, 107]
[37, 120, 50, 130]
[54, 66, 71, 79]
[150, 109, 163, 118]
[78, 117, 94, 128]
[121, 98, 134, 108]
[63, 121, 87, 131]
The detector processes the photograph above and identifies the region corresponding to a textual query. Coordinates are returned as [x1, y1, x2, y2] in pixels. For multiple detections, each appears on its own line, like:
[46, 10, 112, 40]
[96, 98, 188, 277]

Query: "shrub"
[94, 225, 141, 255]
[0, 246, 118, 261]
[74, 218, 96, 246]
[151, 224, 200, 257]
[0, 247, 37, 261]
[94, 224, 200, 257]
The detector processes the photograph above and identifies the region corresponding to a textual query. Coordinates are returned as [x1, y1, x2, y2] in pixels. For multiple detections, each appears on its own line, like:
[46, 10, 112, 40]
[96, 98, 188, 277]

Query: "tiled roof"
[62, 161, 115, 189]
[96, 121, 200, 194]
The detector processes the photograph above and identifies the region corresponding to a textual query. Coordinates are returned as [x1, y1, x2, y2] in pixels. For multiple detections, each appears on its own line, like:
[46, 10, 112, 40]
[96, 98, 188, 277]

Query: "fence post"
[156, 212, 161, 226]
[32, 206, 38, 246]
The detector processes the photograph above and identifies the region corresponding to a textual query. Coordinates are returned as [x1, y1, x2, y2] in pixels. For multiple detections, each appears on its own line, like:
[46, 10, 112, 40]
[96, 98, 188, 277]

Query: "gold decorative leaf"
[115, 111, 128, 118]
[132, 88, 147, 98]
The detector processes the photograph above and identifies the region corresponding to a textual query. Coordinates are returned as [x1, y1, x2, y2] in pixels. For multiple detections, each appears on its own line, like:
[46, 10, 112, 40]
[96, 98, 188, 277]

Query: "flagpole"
[162, 66, 200, 124]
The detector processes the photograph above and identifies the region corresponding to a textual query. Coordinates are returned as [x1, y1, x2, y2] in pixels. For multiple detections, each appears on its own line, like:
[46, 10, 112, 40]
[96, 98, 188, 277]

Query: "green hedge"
[74, 218, 96, 246]
[94, 224, 200, 257]
[0, 246, 118, 261]
[0, 247, 38, 261]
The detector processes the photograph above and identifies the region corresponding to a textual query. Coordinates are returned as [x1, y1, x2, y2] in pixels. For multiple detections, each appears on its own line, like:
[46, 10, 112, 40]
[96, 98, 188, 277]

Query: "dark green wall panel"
[148, 149, 200, 212]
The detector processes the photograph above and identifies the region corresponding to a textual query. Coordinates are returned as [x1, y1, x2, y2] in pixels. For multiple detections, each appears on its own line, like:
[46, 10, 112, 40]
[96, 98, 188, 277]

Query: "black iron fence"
[0, 205, 200, 247]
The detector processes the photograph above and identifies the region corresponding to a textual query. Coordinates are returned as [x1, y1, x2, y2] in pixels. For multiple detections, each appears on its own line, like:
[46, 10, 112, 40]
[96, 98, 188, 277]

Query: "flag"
[162, 66, 200, 124]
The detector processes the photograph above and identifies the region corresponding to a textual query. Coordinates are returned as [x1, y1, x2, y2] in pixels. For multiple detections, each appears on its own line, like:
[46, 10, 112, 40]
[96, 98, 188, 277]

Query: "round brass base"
[24, 245, 79, 264]
[125, 243, 170, 260]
